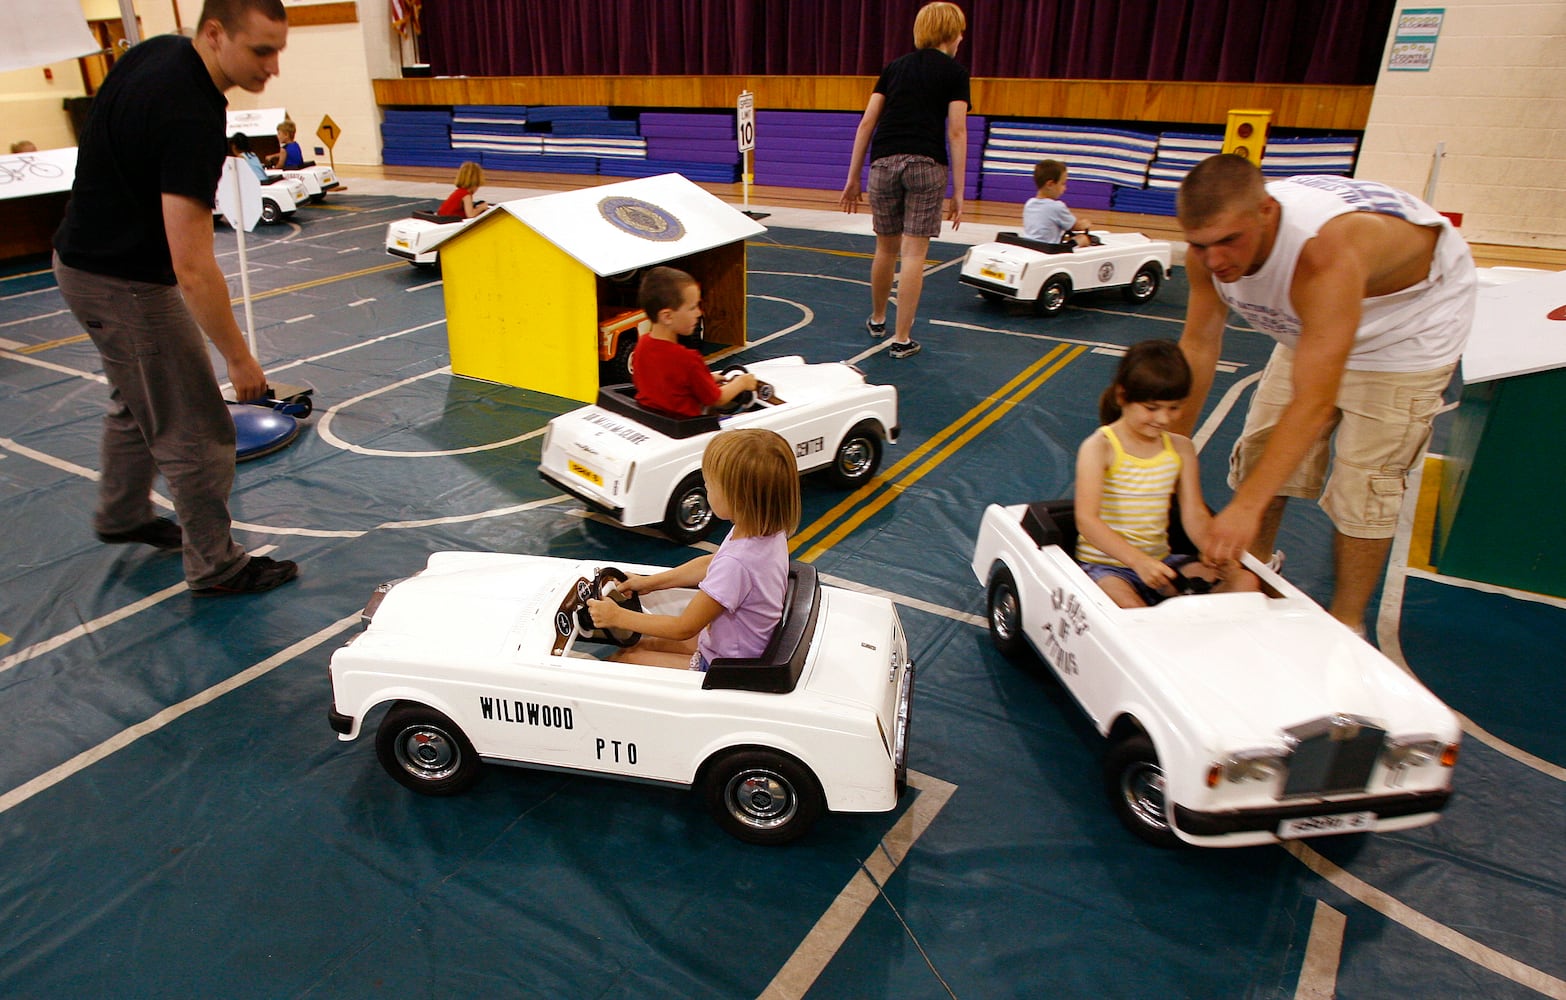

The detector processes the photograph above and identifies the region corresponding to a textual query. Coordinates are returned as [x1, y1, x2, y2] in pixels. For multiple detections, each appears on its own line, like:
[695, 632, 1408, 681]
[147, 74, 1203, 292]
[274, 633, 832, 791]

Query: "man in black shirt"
[54, 0, 298, 596]
[840, 2, 970, 360]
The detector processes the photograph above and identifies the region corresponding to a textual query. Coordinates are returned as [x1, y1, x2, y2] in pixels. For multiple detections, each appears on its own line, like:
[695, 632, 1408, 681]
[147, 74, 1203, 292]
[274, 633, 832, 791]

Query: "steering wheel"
[1169, 571, 1214, 597]
[571, 567, 644, 647]
[713, 365, 759, 414]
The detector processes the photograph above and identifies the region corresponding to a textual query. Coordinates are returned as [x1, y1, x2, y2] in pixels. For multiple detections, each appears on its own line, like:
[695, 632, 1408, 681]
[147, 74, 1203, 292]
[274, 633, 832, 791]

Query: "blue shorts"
[1079, 554, 1196, 606]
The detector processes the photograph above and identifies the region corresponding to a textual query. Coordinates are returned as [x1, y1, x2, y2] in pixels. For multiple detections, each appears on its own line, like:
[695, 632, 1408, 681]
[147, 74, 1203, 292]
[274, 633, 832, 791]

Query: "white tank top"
[1213, 177, 1476, 372]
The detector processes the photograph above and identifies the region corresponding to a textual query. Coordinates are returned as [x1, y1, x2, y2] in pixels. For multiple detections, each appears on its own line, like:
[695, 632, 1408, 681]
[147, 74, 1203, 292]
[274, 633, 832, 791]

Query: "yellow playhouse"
[437, 172, 767, 402]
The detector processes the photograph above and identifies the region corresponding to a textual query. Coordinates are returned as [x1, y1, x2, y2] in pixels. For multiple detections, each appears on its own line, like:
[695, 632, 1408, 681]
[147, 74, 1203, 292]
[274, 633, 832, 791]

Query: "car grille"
[1281, 715, 1387, 797]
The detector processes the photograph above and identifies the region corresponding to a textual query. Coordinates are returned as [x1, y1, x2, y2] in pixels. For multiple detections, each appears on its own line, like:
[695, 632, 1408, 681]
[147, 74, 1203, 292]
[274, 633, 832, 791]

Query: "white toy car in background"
[268, 161, 340, 202]
[959, 231, 1173, 316]
[539, 355, 899, 544]
[328, 554, 914, 845]
[213, 172, 309, 225]
[384, 210, 477, 266]
[971, 501, 1460, 848]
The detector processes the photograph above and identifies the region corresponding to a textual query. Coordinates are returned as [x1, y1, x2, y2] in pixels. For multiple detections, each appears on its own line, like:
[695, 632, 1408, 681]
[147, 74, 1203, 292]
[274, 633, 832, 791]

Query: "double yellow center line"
[791, 343, 1088, 562]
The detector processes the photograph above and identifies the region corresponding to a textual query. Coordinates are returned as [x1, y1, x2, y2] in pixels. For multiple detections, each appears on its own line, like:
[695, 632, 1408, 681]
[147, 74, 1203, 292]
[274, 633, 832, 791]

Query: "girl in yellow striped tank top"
[1075, 341, 1259, 607]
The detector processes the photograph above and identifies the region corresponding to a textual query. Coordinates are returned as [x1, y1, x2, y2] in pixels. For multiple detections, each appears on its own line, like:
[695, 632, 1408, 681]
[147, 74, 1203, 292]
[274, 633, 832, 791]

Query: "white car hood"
[1120, 597, 1454, 747]
[360, 551, 576, 661]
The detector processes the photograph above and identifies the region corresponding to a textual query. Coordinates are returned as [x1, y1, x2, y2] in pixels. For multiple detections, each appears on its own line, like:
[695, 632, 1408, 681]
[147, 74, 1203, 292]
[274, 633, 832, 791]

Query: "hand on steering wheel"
[576, 567, 644, 647]
[713, 365, 761, 414]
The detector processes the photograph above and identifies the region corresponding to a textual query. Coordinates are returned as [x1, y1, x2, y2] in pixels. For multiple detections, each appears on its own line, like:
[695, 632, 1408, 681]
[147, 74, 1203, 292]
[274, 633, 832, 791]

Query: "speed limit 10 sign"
[737, 92, 755, 153]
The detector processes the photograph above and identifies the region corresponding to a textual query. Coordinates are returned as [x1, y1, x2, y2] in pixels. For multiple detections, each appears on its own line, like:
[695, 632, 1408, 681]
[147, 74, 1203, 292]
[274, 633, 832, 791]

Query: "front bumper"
[1173, 788, 1452, 838]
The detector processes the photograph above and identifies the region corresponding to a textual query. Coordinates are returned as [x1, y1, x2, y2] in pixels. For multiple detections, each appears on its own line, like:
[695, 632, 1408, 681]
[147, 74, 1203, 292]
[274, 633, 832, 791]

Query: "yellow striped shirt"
[1076, 426, 1180, 566]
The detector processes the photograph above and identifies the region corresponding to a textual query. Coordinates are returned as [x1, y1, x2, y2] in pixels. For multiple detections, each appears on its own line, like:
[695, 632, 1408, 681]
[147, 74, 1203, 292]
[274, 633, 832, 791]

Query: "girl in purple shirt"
[587, 429, 800, 670]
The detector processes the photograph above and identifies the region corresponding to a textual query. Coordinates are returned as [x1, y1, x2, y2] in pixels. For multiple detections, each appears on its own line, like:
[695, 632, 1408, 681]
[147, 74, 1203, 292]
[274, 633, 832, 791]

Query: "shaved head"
[1177, 154, 1268, 228]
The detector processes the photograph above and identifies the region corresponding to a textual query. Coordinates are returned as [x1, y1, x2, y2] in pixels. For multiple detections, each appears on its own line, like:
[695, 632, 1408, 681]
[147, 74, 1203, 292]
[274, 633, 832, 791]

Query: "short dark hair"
[1177, 153, 1266, 227]
[199, 0, 287, 33]
[1099, 339, 1191, 425]
[228, 131, 253, 153]
[1033, 159, 1066, 188]
[638, 266, 697, 323]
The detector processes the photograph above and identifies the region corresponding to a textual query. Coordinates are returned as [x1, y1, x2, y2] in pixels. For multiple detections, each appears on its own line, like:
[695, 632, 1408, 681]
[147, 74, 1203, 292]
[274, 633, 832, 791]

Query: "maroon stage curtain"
[420, 0, 1394, 86]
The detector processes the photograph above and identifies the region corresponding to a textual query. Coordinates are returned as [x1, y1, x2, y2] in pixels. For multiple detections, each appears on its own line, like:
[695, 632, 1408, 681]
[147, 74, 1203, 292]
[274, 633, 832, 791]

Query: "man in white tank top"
[1173, 154, 1476, 633]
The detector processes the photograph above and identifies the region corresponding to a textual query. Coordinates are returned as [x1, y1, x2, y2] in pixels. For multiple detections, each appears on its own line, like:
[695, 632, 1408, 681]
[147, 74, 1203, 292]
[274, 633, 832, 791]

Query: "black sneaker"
[887, 339, 922, 359]
[865, 317, 888, 338]
[97, 517, 182, 550]
[192, 556, 299, 597]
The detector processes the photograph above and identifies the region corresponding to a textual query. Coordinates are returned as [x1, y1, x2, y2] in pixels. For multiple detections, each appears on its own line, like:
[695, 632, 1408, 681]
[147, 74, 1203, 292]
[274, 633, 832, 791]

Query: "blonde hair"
[702, 429, 800, 538]
[914, 2, 965, 48]
[1177, 153, 1267, 228]
[454, 161, 484, 191]
[276, 118, 297, 140]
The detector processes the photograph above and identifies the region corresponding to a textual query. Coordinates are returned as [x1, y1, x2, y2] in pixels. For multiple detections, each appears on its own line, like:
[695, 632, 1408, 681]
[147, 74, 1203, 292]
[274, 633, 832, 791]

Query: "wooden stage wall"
[374, 76, 1372, 132]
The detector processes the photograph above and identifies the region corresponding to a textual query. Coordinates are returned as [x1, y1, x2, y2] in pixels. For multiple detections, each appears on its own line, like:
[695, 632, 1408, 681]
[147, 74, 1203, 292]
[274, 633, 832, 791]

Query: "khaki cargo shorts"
[1229, 343, 1456, 539]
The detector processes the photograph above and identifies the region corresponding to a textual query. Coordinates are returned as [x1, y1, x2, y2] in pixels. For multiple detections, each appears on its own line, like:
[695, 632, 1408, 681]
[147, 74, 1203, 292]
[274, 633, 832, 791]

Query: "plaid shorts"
[869, 154, 948, 238]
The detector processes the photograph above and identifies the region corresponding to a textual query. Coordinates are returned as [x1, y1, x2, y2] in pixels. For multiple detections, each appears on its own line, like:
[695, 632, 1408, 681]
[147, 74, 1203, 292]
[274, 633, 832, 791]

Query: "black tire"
[986, 565, 1027, 659]
[260, 199, 280, 224]
[308, 193, 326, 204]
[375, 701, 482, 796]
[702, 748, 824, 845]
[1123, 262, 1163, 304]
[824, 421, 882, 488]
[602, 331, 636, 384]
[1034, 274, 1071, 316]
[1104, 734, 1181, 848]
[662, 471, 715, 545]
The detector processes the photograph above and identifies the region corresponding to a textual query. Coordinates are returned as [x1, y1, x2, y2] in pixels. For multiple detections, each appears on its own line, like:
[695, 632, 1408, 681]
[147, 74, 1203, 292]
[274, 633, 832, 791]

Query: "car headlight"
[1383, 736, 1458, 771]
[1206, 748, 1289, 788]
[360, 579, 403, 627]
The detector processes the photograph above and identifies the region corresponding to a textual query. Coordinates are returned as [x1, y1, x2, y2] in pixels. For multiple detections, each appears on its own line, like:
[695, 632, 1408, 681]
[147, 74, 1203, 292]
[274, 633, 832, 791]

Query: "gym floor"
[0, 176, 1562, 999]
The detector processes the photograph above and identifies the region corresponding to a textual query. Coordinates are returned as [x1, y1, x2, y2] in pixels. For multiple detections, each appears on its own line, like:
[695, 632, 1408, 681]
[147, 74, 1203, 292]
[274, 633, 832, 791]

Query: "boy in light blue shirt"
[1023, 158, 1090, 247]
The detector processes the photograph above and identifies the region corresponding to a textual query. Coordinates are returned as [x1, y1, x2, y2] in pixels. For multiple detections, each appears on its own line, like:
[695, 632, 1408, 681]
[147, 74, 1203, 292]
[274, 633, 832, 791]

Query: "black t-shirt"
[55, 34, 228, 285]
[869, 47, 971, 165]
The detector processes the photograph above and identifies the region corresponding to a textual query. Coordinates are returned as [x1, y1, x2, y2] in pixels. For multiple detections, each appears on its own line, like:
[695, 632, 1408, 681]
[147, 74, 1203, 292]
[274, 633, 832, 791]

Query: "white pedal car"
[539, 356, 899, 544]
[212, 172, 308, 225]
[971, 501, 1460, 848]
[328, 554, 914, 845]
[384, 210, 477, 266]
[267, 161, 340, 202]
[958, 231, 1173, 316]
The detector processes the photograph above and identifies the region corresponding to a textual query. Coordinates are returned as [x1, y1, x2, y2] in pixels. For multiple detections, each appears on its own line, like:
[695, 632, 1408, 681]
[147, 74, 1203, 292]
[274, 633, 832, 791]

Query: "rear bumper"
[539, 466, 625, 520]
[958, 274, 1024, 299]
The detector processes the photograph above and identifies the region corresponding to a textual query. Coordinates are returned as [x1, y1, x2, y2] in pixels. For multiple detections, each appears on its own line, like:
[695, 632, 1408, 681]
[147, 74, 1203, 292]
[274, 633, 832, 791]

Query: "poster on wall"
[1388, 7, 1444, 72]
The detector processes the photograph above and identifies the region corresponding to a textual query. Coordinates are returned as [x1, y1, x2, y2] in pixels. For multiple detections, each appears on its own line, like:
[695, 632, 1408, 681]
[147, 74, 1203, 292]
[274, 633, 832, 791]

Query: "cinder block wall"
[1356, 0, 1566, 248]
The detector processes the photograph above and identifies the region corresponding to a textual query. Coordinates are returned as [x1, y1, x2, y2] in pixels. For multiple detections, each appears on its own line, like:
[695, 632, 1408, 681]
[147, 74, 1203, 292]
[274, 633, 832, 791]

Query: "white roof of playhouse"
[484, 172, 766, 277]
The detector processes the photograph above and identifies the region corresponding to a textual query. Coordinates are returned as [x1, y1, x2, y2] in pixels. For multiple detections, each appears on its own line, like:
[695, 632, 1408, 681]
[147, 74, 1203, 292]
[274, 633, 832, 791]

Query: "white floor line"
[758, 771, 958, 1000]
[1287, 841, 1566, 1000]
[0, 308, 68, 328]
[0, 545, 277, 677]
[1294, 900, 1346, 1000]
[0, 611, 360, 816]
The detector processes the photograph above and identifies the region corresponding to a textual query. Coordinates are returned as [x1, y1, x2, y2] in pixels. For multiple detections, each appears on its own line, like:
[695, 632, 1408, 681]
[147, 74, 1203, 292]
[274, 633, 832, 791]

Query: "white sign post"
[737, 91, 765, 219]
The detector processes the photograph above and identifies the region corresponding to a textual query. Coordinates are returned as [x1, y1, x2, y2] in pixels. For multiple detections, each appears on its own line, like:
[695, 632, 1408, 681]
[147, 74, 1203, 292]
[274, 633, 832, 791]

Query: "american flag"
[391, 0, 421, 37]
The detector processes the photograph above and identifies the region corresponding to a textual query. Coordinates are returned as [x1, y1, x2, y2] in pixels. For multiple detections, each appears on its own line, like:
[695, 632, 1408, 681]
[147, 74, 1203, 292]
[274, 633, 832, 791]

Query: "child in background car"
[1023, 159, 1091, 247]
[630, 266, 756, 417]
[265, 118, 304, 169]
[588, 428, 800, 670]
[1074, 340, 1259, 607]
[436, 161, 489, 219]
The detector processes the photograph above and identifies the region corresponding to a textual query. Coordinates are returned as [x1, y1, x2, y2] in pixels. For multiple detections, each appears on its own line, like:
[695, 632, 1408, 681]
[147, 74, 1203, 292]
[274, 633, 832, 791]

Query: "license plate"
[1278, 811, 1374, 839]
[979, 266, 1009, 282]
[568, 460, 603, 487]
[395, 238, 410, 249]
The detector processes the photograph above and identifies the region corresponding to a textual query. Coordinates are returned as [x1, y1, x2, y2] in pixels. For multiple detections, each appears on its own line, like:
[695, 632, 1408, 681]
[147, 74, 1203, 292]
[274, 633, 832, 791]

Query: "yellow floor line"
[793, 344, 1087, 562]
[1408, 455, 1443, 573]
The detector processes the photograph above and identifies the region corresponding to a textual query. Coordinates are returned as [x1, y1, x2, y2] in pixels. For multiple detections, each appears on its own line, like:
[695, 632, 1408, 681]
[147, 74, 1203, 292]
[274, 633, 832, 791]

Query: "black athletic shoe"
[97, 517, 183, 550]
[865, 317, 888, 338]
[887, 339, 922, 359]
[192, 556, 299, 597]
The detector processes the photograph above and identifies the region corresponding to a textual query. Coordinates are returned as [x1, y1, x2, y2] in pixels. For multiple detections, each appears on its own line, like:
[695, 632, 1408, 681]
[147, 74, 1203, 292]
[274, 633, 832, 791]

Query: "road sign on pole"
[737, 91, 766, 218]
[317, 114, 341, 172]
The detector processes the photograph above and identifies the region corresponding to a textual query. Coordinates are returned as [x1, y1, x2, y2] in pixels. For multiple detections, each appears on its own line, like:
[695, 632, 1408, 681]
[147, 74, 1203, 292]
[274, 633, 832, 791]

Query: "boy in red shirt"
[632, 267, 756, 417]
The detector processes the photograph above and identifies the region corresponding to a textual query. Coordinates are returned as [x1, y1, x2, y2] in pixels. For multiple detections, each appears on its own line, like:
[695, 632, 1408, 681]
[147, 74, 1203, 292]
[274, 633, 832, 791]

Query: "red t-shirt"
[632, 336, 721, 417]
[437, 187, 471, 217]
